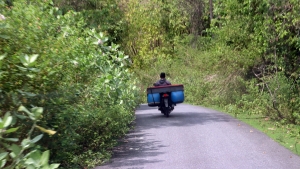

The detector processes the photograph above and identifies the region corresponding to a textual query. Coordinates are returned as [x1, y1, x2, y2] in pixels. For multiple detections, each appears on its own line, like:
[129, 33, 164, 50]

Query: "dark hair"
[160, 72, 166, 78]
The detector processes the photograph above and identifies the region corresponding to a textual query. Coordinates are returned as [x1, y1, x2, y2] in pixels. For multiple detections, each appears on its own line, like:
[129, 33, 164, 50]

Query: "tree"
[209, 0, 213, 22]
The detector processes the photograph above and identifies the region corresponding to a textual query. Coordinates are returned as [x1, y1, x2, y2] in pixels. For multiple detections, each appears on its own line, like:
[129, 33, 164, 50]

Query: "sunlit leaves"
[4, 127, 19, 134]
[21, 138, 31, 148]
[31, 107, 43, 120]
[3, 113, 12, 128]
[0, 112, 13, 129]
[19, 54, 39, 67]
[9, 144, 21, 158]
[93, 32, 109, 45]
[0, 53, 6, 61]
[3, 138, 19, 142]
[0, 152, 8, 161]
[40, 150, 50, 166]
[18, 105, 35, 120]
[31, 134, 43, 144]
[23, 150, 60, 169]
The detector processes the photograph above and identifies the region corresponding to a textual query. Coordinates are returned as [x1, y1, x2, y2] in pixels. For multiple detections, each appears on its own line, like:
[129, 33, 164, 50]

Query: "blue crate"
[171, 91, 184, 103]
[147, 93, 160, 106]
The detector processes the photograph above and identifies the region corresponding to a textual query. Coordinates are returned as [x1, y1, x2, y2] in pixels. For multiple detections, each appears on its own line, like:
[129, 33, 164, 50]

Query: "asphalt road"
[95, 104, 300, 169]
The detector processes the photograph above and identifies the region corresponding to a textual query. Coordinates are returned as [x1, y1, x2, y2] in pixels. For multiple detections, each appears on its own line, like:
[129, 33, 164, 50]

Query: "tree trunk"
[209, 0, 213, 22]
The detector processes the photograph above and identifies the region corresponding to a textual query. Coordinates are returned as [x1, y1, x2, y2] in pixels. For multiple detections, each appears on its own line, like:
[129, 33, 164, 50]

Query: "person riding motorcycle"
[153, 72, 173, 111]
[153, 72, 171, 86]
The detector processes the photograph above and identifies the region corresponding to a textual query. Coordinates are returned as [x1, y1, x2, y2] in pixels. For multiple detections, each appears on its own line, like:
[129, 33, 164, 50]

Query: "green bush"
[0, 0, 140, 168]
[0, 107, 59, 169]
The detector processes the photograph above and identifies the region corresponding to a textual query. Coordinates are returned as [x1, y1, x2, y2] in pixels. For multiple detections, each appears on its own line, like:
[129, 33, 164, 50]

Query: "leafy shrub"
[0, 107, 59, 169]
[0, 0, 140, 168]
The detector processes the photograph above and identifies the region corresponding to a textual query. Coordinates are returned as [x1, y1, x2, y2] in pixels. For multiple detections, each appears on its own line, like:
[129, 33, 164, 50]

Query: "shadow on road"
[135, 104, 234, 129]
[95, 127, 165, 168]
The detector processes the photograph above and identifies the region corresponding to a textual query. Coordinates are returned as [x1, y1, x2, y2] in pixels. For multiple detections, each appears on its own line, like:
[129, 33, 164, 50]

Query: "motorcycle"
[147, 85, 184, 117]
[158, 92, 174, 117]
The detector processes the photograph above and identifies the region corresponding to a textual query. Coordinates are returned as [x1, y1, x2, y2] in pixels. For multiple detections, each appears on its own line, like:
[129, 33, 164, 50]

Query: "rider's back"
[153, 78, 171, 86]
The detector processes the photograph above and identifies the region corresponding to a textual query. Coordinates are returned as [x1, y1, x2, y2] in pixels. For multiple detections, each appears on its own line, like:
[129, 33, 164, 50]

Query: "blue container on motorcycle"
[171, 91, 184, 103]
[147, 93, 160, 107]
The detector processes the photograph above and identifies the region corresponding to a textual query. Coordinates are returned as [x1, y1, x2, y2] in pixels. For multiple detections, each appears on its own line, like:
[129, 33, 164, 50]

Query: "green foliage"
[136, 0, 300, 128]
[1, 0, 140, 168]
[54, 0, 126, 44]
[2, 0, 300, 166]
[205, 0, 300, 124]
[0, 106, 59, 169]
[122, 0, 190, 68]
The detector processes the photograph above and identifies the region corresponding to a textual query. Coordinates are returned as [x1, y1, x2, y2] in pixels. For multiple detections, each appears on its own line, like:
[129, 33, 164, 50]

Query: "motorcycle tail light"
[163, 94, 169, 97]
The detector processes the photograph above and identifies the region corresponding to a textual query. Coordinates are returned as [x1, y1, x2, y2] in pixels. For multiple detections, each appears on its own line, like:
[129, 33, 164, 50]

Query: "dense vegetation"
[126, 0, 300, 124]
[0, 0, 139, 168]
[0, 0, 299, 168]
[124, 0, 300, 154]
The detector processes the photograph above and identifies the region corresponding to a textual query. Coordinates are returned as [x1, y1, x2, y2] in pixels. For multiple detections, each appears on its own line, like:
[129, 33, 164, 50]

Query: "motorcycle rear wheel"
[165, 110, 170, 117]
[162, 108, 170, 117]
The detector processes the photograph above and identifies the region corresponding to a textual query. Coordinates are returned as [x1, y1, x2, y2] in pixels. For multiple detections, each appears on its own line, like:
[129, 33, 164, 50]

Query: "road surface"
[95, 104, 300, 169]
